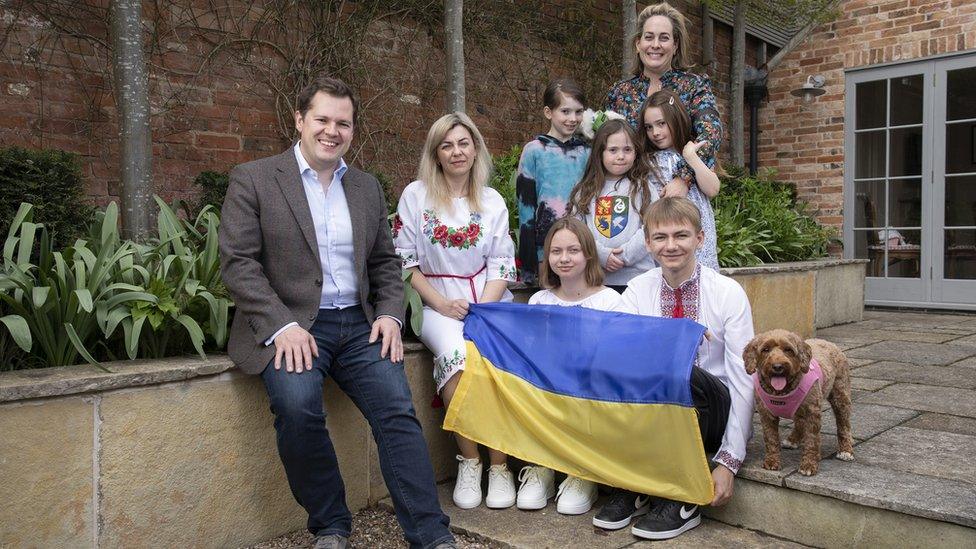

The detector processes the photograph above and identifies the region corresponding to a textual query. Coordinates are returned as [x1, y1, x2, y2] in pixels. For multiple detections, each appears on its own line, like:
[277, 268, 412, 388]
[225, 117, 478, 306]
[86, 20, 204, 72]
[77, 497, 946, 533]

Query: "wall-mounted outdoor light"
[790, 75, 826, 102]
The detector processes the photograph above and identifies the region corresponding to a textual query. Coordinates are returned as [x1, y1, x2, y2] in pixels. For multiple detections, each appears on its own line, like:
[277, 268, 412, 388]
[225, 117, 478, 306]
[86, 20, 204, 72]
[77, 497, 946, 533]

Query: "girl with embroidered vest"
[516, 78, 591, 284]
[639, 90, 720, 270]
[515, 217, 622, 515]
[592, 197, 754, 541]
[393, 113, 519, 511]
[567, 119, 658, 292]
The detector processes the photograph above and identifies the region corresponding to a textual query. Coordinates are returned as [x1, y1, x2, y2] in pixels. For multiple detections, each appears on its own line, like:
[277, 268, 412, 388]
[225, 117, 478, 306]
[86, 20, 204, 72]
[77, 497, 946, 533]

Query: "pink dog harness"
[753, 359, 822, 419]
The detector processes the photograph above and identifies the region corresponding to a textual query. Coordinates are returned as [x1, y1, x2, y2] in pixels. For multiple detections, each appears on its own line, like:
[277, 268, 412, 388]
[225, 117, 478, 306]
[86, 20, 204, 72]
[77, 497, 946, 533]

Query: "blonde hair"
[417, 112, 492, 212]
[540, 218, 604, 289]
[631, 2, 692, 76]
[642, 197, 703, 239]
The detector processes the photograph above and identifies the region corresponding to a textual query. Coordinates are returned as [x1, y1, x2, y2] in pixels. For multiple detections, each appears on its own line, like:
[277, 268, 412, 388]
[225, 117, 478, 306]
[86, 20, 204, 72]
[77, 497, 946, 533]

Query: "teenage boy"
[592, 197, 755, 540]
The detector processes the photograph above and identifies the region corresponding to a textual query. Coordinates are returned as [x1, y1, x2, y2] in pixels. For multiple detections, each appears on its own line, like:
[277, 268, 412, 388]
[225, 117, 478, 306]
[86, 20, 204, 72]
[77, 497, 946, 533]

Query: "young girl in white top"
[567, 119, 659, 292]
[638, 89, 721, 269]
[518, 217, 622, 515]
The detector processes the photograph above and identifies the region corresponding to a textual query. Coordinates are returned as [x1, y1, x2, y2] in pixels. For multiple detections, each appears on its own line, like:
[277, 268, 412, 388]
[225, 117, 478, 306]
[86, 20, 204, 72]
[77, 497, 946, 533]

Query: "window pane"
[857, 228, 921, 278]
[885, 228, 921, 278]
[889, 127, 923, 176]
[854, 180, 885, 227]
[946, 175, 976, 227]
[856, 80, 887, 129]
[947, 67, 976, 121]
[890, 75, 924, 126]
[945, 229, 976, 279]
[856, 130, 886, 178]
[946, 121, 976, 174]
[889, 179, 922, 227]
[853, 229, 883, 277]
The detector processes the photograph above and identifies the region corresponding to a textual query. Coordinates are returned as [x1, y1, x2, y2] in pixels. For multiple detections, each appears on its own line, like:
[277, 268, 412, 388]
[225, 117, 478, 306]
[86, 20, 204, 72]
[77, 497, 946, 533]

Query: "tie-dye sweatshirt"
[516, 134, 590, 284]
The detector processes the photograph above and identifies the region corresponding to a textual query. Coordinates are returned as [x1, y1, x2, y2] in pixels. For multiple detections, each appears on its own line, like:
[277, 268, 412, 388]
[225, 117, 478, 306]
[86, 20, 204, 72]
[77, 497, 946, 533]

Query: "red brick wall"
[758, 0, 976, 232]
[0, 1, 627, 208]
[0, 0, 781, 216]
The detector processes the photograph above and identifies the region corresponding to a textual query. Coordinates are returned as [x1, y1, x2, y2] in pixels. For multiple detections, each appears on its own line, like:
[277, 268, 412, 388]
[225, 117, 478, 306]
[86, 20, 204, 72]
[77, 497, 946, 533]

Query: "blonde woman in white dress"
[393, 112, 518, 510]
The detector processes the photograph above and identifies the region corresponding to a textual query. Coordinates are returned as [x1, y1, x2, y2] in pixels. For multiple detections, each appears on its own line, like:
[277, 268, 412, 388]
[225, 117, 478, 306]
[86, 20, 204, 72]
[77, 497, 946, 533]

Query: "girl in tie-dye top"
[516, 79, 591, 284]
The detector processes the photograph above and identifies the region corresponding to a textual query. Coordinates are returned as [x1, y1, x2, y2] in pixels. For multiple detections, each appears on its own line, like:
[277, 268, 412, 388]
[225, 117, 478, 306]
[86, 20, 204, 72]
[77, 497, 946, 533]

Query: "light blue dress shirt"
[265, 144, 362, 345]
[294, 143, 360, 309]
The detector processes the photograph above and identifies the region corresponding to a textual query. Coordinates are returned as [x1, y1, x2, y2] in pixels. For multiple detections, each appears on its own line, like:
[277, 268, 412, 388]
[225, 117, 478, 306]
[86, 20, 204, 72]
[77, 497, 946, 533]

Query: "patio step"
[404, 455, 975, 549]
[706, 442, 976, 548]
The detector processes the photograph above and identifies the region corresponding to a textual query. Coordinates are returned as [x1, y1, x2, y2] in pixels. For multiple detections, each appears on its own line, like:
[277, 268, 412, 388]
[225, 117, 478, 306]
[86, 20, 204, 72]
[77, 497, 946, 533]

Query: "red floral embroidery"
[421, 209, 484, 249]
[433, 225, 449, 241]
[392, 214, 404, 238]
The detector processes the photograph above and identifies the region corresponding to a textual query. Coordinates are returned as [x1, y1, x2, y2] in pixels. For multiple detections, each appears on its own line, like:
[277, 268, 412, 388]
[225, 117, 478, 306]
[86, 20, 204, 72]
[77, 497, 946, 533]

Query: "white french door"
[845, 52, 976, 309]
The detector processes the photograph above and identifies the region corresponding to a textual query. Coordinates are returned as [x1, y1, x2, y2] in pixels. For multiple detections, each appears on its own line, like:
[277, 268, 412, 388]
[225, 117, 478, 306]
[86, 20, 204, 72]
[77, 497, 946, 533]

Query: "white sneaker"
[555, 476, 598, 515]
[452, 455, 482, 509]
[516, 466, 556, 510]
[485, 464, 516, 508]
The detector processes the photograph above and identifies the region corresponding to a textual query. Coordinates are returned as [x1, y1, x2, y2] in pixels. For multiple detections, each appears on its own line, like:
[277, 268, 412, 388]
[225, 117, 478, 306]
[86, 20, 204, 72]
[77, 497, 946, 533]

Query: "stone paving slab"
[739, 429, 841, 486]
[853, 426, 976, 484]
[947, 334, 976, 348]
[904, 413, 976, 437]
[858, 383, 976, 418]
[817, 336, 885, 351]
[850, 377, 894, 391]
[783, 459, 976, 529]
[862, 310, 976, 328]
[434, 484, 808, 548]
[845, 341, 974, 366]
[848, 319, 976, 336]
[852, 361, 976, 389]
[815, 326, 961, 344]
[951, 356, 976, 368]
[847, 357, 877, 368]
[819, 403, 918, 441]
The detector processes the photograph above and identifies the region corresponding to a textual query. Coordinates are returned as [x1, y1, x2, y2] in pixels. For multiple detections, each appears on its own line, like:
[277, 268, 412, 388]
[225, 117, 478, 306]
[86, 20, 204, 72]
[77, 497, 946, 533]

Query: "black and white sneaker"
[631, 498, 701, 540]
[592, 489, 651, 530]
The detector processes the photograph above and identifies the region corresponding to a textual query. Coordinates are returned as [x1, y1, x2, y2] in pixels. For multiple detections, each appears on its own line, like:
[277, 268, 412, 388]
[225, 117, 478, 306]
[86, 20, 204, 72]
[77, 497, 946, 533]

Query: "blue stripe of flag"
[462, 303, 705, 406]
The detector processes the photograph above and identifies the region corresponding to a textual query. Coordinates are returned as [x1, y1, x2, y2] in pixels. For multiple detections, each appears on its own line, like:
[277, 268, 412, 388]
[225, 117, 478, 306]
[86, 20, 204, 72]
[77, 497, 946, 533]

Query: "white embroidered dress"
[394, 180, 517, 392]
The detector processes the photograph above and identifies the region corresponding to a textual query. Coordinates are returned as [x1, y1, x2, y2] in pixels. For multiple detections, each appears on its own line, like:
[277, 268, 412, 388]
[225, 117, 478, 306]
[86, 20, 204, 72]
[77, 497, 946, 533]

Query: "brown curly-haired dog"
[744, 329, 855, 476]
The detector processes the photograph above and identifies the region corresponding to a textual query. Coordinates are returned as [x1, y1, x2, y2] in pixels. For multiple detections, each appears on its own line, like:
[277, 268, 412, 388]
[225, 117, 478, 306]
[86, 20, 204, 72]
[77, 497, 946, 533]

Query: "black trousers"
[690, 366, 731, 453]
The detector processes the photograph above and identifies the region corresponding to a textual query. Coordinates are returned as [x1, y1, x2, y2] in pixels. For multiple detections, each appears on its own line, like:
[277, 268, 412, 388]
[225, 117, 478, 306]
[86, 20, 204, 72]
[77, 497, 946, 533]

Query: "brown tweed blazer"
[218, 149, 404, 374]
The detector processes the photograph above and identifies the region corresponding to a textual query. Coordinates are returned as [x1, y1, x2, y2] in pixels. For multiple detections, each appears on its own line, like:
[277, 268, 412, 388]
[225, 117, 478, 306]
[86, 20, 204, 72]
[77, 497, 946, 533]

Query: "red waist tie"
[422, 264, 487, 303]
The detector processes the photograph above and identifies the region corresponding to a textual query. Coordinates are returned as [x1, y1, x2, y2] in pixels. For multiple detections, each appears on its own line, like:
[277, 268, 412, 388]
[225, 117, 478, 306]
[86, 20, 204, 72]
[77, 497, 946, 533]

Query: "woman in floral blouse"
[394, 112, 519, 510]
[606, 1, 723, 199]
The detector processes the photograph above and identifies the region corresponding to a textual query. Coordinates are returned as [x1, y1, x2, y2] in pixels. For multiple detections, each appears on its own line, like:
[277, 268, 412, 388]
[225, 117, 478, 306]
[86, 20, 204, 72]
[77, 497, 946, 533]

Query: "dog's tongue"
[771, 376, 788, 391]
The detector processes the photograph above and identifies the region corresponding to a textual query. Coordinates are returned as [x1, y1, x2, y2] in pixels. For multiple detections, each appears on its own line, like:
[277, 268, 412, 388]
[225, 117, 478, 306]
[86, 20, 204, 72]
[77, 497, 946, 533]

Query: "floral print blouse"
[605, 69, 723, 181]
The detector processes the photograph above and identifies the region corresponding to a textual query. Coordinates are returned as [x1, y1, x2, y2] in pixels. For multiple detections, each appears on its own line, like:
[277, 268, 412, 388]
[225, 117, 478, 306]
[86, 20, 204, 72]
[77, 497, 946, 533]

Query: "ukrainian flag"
[444, 302, 714, 505]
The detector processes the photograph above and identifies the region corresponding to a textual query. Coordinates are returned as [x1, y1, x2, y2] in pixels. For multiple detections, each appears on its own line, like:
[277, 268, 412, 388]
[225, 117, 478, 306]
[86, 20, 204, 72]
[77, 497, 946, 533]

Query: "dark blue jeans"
[261, 307, 452, 549]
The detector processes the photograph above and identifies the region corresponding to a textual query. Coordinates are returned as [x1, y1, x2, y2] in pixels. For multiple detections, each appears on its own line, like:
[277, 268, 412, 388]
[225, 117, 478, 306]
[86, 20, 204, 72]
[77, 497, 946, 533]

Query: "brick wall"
[0, 1, 628, 208]
[11, 0, 908, 233]
[758, 0, 976, 231]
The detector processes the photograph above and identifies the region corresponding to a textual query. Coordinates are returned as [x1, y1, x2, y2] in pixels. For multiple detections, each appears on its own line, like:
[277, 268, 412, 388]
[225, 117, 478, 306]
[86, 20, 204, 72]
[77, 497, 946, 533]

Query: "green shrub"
[190, 171, 230, 217]
[0, 198, 233, 371]
[714, 167, 834, 268]
[0, 147, 95, 248]
[489, 145, 521, 238]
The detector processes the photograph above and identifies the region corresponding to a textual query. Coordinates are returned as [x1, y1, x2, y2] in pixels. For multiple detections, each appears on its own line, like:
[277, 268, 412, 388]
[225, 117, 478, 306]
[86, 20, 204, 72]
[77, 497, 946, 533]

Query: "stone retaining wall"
[0, 347, 455, 549]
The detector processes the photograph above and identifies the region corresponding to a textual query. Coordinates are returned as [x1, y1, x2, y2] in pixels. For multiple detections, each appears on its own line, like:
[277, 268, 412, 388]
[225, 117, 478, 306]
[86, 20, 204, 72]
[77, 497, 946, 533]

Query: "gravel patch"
[242, 505, 502, 548]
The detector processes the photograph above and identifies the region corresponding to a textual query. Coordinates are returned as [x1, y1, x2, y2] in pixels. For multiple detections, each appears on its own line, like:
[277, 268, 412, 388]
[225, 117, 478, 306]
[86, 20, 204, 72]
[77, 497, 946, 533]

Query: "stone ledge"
[0, 341, 428, 404]
[719, 258, 867, 276]
[0, 356, 236, 403]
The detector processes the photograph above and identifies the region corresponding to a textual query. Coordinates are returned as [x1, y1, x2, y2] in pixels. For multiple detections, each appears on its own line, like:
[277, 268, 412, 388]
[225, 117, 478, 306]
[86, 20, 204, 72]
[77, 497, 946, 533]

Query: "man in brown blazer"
[219, 76, 455, 549]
